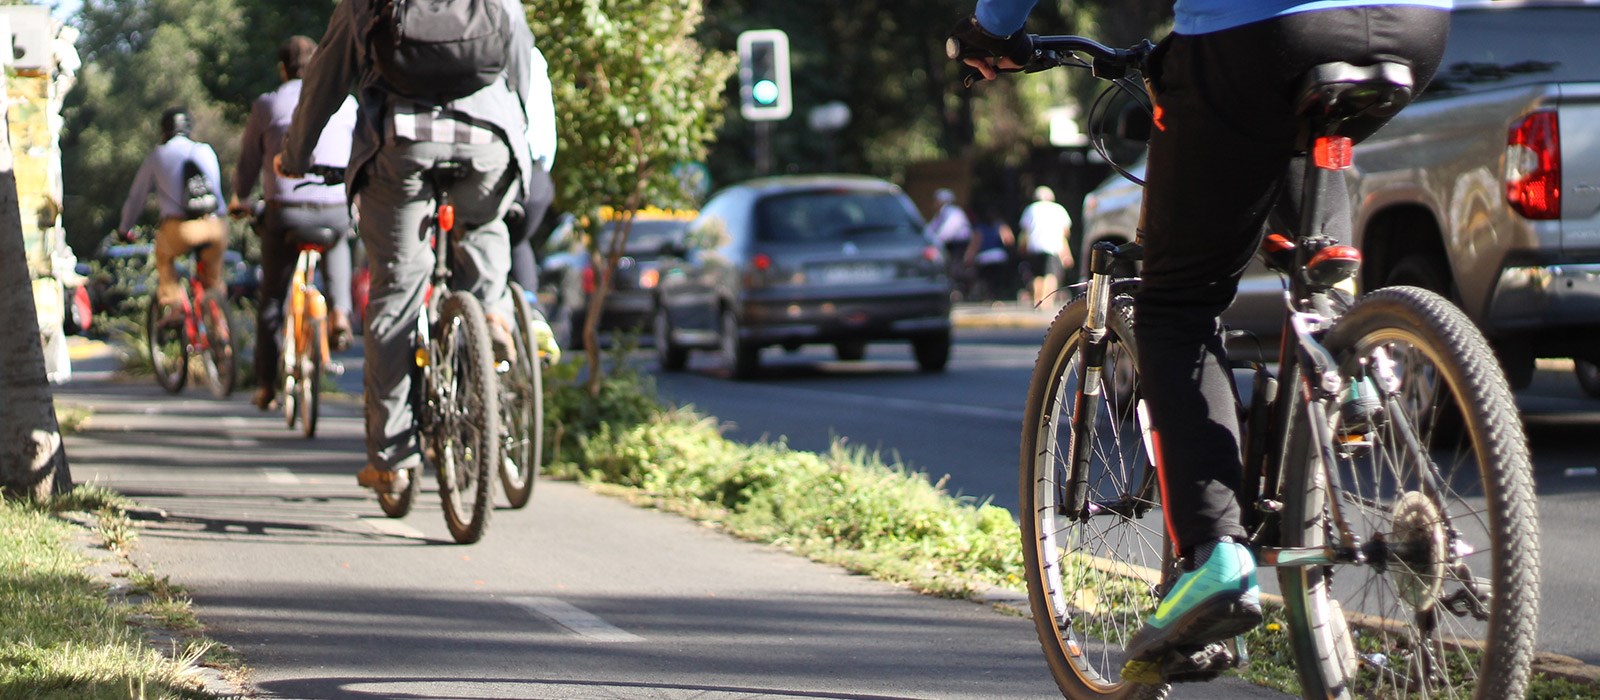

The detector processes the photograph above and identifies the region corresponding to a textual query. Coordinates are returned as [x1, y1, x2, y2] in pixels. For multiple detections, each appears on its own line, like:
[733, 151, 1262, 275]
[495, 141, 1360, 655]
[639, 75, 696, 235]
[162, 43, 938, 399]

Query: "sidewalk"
[950, 299, 1060, 330]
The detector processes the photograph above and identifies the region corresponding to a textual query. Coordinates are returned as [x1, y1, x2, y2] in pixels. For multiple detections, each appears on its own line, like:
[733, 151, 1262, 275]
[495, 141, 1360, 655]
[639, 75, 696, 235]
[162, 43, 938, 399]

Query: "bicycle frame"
[283, 245, 331, 381]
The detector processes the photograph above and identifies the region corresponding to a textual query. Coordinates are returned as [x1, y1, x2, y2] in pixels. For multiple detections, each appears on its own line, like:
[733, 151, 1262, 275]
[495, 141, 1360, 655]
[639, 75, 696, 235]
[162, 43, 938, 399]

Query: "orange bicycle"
[145, 244, 237, 398]
[273, 166, 349, 438]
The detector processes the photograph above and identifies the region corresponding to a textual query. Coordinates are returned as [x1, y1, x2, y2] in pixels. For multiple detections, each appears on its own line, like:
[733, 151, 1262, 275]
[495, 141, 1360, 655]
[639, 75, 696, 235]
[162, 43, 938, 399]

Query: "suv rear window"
[755, 190, 924, 243]
[1428, 7, 1600, 96]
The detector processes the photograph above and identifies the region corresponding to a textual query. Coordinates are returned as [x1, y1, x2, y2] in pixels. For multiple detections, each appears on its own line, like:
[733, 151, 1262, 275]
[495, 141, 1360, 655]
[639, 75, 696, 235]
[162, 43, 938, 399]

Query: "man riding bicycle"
[118, 108, 228, 317]
[952, 0, 1450, 681]
[232, 35, 359, 412]
[277, 0, 539, 496]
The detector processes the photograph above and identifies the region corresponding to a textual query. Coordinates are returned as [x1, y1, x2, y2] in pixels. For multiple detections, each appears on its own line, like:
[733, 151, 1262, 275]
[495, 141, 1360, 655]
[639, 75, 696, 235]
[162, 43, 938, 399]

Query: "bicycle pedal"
[1161, 643, 1239, 684]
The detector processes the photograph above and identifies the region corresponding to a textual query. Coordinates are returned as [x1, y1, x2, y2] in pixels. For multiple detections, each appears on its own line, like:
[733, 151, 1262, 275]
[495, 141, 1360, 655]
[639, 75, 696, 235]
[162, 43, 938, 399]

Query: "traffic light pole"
[754, 121, 773, 176]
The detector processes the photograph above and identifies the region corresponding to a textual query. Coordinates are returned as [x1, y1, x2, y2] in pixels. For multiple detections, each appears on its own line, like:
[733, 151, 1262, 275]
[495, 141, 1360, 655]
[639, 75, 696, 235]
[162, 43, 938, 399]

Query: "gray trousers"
[359, 139, 519, 470]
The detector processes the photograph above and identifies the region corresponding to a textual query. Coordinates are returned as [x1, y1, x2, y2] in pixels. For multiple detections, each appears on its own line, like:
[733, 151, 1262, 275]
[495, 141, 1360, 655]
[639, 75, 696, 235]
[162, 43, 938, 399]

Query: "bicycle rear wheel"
[1278, 286, 1539, 699]
[499, 283, 543, 509]
[1021, 295, 1170, 700]
[197, 291, 237, 398]
[146, 298, 188, 394]
[430, 291, 499, 544]
[300, 318, 324, 439]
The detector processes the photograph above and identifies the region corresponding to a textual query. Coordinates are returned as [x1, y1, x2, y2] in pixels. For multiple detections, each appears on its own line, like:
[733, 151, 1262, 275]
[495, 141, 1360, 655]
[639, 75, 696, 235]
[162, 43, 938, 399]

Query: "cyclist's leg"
[355, 141, 444, 482]
[255, 206, 296, 400]
[182, 216, 229, 299]
[152, 218, 189, 309]
[441, 139, 518, 360]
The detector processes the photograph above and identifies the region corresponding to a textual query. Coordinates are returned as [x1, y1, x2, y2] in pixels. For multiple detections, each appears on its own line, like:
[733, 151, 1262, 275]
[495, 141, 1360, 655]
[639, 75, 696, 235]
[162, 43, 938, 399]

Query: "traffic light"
[737, 29, 791, 121]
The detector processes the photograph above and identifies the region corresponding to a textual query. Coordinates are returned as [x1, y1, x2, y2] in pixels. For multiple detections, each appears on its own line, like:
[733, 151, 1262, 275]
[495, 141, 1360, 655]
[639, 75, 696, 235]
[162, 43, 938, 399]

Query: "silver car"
[652, 175, 953, 379]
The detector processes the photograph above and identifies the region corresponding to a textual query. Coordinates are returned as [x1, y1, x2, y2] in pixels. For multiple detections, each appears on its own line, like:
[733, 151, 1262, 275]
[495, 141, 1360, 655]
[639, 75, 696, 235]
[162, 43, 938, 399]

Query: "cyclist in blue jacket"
[952, 0, 1450, 683]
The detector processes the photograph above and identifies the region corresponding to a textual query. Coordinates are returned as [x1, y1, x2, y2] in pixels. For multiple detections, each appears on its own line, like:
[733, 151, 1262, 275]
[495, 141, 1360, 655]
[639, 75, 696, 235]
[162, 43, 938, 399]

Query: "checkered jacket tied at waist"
[390, 99, 497, 145]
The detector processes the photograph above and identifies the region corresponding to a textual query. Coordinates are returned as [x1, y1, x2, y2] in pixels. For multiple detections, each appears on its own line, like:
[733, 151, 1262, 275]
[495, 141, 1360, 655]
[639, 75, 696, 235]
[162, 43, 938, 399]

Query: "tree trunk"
[0, 108, 71, 503]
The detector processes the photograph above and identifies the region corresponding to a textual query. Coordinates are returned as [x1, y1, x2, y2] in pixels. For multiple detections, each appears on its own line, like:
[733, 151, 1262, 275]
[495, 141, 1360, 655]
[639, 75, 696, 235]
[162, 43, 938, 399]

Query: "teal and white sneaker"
[1121, 537, 1263, 684]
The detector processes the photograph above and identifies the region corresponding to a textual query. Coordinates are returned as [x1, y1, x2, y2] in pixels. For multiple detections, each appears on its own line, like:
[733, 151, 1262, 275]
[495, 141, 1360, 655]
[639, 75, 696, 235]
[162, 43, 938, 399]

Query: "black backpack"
[368, 0, 513, 102]
[180, 154, 217, 219]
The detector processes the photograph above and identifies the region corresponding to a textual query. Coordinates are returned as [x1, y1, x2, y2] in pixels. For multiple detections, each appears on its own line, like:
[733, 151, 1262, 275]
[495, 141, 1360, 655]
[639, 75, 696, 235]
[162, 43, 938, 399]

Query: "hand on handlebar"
[947, 15, 1030, 83]
[273, 153, 303, 180]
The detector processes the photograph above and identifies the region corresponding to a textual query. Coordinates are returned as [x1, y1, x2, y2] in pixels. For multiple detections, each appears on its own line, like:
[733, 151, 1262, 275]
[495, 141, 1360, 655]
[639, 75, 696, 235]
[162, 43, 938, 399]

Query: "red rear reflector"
[1263, 233, 1295, 253]
[1506, 111, 1561, 220]
[1313, 136, 1353, 170]
[753, 253, 773, 271]
[438, 204, 456, 233]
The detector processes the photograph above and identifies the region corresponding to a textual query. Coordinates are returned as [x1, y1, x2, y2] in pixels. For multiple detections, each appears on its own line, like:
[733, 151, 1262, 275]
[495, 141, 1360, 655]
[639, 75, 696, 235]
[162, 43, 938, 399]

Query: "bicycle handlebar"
[293, 165, 347, 190]
[947, 33, 1154, 83]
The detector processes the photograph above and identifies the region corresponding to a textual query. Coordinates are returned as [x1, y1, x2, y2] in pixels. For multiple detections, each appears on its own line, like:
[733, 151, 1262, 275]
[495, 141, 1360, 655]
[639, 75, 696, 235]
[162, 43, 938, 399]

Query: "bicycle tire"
[376, 465, 420, 519]
[500, 283, 543, 509]
[146, 298, 188, 394]
[199, 292, 236, 398]
[282, 300, 299, 428]
[301, 318, 324, 439]
[1020, 295, 1170, 700]
[431, 291, 499, 544]
[1278, 286, 1539, 699]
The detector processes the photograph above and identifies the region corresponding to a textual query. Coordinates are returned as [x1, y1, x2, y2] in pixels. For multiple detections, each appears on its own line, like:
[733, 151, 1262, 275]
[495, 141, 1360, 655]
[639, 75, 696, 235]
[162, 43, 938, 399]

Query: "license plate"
[811, 262, 892, 285]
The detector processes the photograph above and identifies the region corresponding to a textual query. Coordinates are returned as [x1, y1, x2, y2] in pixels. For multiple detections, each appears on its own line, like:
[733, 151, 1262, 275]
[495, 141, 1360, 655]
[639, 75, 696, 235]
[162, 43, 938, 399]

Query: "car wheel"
[720, 307, 759, 380]
[834, 340, 866, 362]
[1577, 359, 1600, 399]
[654, 306, 688, 372]
[912, 331, 951, 373]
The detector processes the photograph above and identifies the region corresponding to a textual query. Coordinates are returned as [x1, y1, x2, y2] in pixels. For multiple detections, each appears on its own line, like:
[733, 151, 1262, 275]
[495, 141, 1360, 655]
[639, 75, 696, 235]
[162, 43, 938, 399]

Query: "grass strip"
[546, 356, 1597, 699]
[0, 485, 233, 699]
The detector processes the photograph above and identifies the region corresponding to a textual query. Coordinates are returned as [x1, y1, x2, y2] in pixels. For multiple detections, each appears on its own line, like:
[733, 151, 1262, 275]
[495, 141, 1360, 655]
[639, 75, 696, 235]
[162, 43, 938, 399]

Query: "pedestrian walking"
[928, 188, 974, 299]
[965, 201, 1016, 302]
[1020, 185, 1072, 305]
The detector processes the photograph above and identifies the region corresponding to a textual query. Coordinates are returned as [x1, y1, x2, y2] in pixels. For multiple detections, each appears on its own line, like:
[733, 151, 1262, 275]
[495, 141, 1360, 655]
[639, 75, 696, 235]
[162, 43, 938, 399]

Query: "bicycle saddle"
[1295, 61, 1414, 125]
[426, 160, 473, 190]
[290, 226, 343, 250]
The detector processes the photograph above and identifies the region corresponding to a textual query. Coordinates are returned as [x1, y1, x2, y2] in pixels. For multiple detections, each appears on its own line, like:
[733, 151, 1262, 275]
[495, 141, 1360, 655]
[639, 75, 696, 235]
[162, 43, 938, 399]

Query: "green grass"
[545, 355, 1599, 699]
[0, 495, 217, 699]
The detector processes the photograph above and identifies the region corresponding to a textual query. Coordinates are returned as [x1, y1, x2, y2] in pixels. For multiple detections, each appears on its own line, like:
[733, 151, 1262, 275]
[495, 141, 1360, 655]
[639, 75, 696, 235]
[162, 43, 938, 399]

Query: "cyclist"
[231, 35, 359, 412]
[118, 107, 228, 319]
[951, 0, 1450, 680]
[277, 0, 538, 496]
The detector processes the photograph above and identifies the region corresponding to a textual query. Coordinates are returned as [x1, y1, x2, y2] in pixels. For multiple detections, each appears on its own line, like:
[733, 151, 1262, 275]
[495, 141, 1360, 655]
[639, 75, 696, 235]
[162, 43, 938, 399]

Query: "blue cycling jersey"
[975, 0, 1452, 38]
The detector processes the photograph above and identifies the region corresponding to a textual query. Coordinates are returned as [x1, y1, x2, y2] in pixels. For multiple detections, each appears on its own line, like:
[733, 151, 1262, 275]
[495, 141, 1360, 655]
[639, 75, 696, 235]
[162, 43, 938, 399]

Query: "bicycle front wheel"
[146, 298, 189, 394]
[197, 291, 237, 398]
[499, 283, 544, 509]
[1021, 295, 1170, 700]
[430, 291, 499, 544]
[1278, 286, 1539, 699]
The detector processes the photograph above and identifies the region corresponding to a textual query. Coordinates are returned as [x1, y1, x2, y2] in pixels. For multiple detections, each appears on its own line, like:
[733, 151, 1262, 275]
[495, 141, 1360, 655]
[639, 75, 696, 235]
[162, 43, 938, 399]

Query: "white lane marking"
[261, 468, 301, 485]
[506, 596, 644, 643]
[221, 417, 259, 448]
[359, 517, 427, 540]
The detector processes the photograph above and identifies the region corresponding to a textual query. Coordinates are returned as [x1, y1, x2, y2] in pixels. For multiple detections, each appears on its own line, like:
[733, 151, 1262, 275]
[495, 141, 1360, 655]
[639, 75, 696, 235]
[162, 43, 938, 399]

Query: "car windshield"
[599, 219, 686, 254]
[755, 189, 923, 243]
[1427, 7, 1600, 95]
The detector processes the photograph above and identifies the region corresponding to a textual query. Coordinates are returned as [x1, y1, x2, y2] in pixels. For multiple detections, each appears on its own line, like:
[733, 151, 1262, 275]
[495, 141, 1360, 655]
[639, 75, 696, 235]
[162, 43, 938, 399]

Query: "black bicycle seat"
[1295, 61, 1414, 125]
[426, 160, 473, 191]
[290, 226, 343, 250]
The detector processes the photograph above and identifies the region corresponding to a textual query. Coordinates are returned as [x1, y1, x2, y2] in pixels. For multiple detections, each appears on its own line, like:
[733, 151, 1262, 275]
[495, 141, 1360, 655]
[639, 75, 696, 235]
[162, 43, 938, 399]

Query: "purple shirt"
[234, 79, 357, 205]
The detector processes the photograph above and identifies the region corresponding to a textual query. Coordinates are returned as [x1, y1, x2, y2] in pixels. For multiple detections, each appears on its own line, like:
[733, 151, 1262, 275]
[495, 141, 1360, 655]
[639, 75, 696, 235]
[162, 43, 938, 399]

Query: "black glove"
[946, 15, 1032, 66]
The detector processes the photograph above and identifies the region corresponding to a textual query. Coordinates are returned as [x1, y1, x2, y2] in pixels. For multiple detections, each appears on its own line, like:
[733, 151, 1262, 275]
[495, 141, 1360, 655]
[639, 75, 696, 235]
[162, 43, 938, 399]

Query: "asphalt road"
[57, 365, 1286, 699]
[651, 326, 1600, 666]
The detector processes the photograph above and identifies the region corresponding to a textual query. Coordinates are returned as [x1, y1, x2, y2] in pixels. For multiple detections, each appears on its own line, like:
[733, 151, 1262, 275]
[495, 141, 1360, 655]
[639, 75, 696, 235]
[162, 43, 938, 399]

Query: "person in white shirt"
[927, 188, 974, 298]
[1019, 185, 1073, 304]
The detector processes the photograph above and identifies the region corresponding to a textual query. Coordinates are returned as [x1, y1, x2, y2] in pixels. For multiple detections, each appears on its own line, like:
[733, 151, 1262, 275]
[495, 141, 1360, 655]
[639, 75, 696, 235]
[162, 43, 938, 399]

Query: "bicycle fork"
[1062, 240, 1144, 519]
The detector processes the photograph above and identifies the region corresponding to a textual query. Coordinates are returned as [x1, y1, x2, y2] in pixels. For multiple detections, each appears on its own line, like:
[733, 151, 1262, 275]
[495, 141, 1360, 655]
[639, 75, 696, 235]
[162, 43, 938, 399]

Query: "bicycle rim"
[432, 291, 499, 544]
[1279, 287, 1539, 699]
[1021, 296, 1170, 700]
[500, 283, 542, 509]
[146, 299, 188, 393]
[301, 319, 323, 439]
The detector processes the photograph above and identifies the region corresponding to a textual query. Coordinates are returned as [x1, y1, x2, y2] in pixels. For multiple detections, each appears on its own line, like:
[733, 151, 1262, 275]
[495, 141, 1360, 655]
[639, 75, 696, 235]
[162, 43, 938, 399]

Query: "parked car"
[536, 209, 696, 349]
[1080, 0, 1600, 394]
[651, 175, 953, 379]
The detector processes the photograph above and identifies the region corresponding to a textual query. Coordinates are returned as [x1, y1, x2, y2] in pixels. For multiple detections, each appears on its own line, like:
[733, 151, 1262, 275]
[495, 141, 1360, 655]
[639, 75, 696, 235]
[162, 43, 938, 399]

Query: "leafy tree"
[528, 0, 735, 395]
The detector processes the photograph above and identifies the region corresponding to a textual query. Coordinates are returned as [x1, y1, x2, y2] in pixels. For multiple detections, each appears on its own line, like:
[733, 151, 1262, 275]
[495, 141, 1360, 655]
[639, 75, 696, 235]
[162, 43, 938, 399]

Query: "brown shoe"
[485, 313, 516, 366]
[330, 309, 353, 352]
[252, 387, 276, 411]
[356, 464, 411, 495]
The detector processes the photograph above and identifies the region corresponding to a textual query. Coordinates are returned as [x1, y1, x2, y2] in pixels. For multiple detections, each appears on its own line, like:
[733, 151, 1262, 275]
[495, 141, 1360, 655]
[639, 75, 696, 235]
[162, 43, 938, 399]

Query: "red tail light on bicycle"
[1313, 136, 1353, 170]
[1506, 111, 1561, 220]
[438, 204, 457, 233]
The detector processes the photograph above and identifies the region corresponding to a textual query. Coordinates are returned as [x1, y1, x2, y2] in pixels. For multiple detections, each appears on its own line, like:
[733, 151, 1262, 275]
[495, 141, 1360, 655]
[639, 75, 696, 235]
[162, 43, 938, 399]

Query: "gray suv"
[652, 176, 953, 379]
[1081, 0, 1600, 393]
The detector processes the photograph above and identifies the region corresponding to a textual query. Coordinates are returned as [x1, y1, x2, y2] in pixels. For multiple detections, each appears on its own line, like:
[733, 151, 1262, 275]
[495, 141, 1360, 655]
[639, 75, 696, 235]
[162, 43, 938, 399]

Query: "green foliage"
[541, 345, 662, 473]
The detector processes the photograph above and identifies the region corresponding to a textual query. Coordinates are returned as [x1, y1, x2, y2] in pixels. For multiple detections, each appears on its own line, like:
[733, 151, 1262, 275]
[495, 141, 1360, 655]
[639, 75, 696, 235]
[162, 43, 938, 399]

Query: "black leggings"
[1134, 6, 1449, 558]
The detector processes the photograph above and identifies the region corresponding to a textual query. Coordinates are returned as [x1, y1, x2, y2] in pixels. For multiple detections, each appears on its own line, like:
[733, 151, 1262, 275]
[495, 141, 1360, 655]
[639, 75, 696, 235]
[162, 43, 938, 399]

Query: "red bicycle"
[145, 244, 238, 397]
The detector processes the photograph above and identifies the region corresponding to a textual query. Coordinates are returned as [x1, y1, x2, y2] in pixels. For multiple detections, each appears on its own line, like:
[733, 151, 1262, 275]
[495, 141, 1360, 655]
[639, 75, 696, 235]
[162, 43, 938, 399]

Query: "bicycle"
[371, 160, 500, 544]
[498, 280, 546, 509]
[951, 33, 1542, 699]
[145, 242, 237, 398]
[244, 165, 352, 439]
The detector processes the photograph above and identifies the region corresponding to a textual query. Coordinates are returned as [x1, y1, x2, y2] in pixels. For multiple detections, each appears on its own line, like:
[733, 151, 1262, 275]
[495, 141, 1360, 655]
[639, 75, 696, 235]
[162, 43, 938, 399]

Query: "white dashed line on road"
[359, 517, 428, 540]
[260, 468, 301, 485]
[506, 596, 645, 643]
